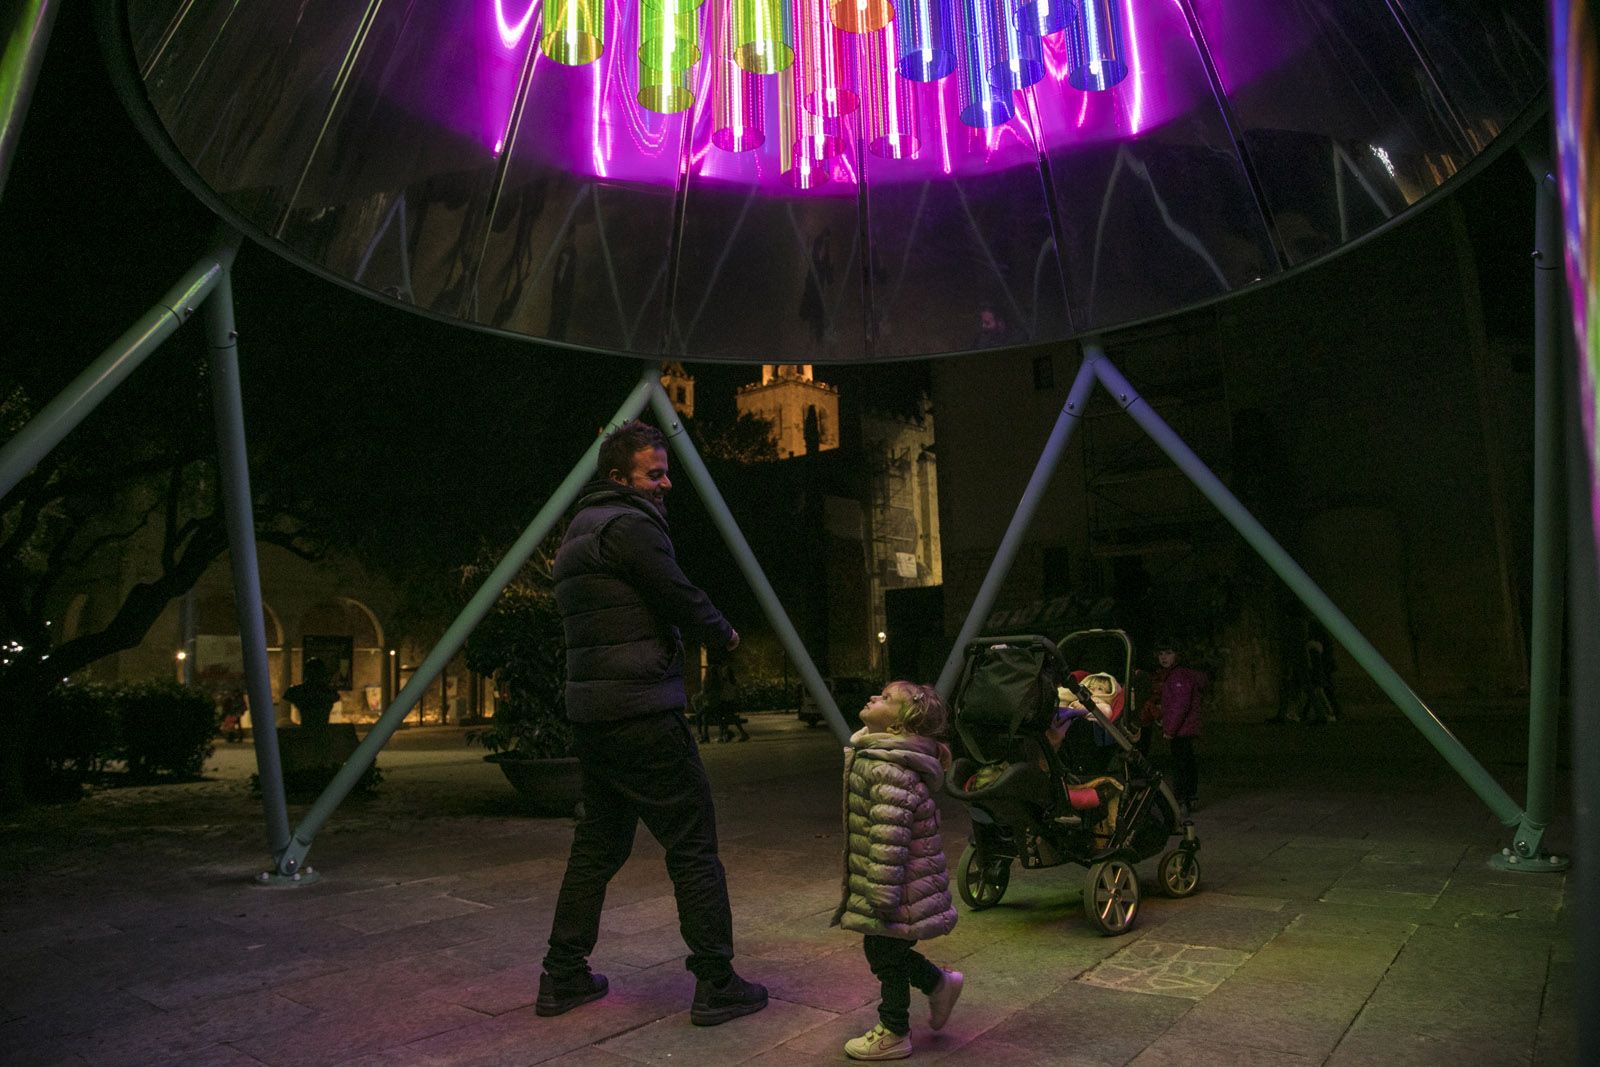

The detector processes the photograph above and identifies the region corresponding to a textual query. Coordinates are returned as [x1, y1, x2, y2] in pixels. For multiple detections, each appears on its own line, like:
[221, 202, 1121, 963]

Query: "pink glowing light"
[1125, 0, 1144, 134]
[496, 0, 540, 48]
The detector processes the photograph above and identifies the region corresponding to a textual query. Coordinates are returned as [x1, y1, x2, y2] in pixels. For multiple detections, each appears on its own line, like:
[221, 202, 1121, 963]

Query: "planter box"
[276, 725, 360, 772]
[485, 754, 583, 817]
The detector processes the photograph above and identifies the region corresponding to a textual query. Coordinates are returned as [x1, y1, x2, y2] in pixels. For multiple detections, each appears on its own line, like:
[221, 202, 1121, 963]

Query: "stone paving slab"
[979, 979, 1193, 1065]
[1079, 939, 1252, 998]
[599, 997, 833, 1066]
[1161, 974, 1369, 1060]
[0, 708, 1579, 1066]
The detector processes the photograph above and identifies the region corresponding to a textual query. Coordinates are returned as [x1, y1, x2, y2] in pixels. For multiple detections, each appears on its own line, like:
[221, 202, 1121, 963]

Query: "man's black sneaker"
[690, 973, 769, 1026]
[535, 971, 609, 1016]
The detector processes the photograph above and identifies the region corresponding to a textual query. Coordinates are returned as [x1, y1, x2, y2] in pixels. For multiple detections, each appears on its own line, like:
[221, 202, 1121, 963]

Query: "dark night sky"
[1, 4, 1534, 444]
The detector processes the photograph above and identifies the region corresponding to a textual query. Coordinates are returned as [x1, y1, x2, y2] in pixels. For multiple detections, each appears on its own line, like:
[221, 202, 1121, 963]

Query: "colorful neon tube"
[798, 0, 858, 118]
[781, 66, 834, 188]
[957, 0, 1011, 127]
[864, 17, 919, 158]
[1067, 0, 1127, 91]
[540, 0, 604, 64]
[733, 0, 795, 73]
[989, 0, 1043, 91]
[638, 57, 695, 113]
[712, 1, 766, 150]
[896, 0, 956, 80]
[831, 0, 896, 35]
[639, 2, 702, 72]
[1025, 0, 1072, 37]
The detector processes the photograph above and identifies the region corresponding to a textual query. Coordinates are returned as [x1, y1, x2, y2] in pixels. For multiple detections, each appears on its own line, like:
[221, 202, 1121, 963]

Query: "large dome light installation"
[120, 0, 1546, 362]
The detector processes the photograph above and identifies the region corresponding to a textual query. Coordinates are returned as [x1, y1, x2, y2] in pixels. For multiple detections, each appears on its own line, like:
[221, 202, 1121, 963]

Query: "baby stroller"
[946, 632, 1200, 935]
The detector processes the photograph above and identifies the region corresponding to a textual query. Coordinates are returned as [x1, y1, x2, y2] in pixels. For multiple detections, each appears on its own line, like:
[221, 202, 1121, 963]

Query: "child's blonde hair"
[885, 680, 949, 738]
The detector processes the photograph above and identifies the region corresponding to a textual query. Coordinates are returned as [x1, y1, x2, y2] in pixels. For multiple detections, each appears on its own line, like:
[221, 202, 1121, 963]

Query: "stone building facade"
[931, 195, 1533, 712]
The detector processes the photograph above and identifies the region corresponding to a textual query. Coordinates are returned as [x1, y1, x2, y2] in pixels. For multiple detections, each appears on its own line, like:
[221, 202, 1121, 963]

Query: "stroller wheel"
[1083, 858, 1140, 935]
[1158, 848, 1201, 898]
[957, 844, 1011, 910]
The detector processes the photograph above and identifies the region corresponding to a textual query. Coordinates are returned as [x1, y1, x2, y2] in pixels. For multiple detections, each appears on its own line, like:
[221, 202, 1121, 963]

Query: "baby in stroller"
[946, 633, 1200, 935]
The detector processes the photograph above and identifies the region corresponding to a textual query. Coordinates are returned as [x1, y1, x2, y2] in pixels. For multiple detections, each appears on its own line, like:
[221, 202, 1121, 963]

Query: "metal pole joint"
[1490, 813, 1569, 873]
[260, 836, 317, 884]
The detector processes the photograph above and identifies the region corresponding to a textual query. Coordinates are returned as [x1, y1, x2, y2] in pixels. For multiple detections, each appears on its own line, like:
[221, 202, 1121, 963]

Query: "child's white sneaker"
[927, 969, 964, 1031]
[845, 1023, 912, 1060]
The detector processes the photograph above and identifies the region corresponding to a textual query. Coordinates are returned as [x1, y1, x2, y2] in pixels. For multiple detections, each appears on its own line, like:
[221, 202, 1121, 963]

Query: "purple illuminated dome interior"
[116, 0, 1545, 363]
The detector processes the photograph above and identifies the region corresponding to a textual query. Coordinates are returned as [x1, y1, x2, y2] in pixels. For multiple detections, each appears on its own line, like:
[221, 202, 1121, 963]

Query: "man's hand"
[726, 628, 740, 651]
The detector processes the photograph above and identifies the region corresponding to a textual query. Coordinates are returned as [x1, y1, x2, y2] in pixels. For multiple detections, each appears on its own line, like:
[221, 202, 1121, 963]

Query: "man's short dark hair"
[598, 419, 667, 480]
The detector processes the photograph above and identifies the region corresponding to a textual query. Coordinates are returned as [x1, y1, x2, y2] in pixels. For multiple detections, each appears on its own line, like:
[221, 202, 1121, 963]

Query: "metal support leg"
[271, 368, 659, 878]
[203, 236, 293, 866]
[1086, 344, 1525, 828]
[0, 0, 59, 202]
[1561, 300, 1600, 1066]
[648, 384, 852, 743]
[1496, 147, 1570, 871]
[935, 356, 1098, 699]
[0, 247, 227, 501]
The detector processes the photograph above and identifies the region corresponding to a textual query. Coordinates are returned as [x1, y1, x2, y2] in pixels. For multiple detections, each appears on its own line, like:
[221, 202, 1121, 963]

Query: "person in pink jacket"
[1153, 640, 1209, 817]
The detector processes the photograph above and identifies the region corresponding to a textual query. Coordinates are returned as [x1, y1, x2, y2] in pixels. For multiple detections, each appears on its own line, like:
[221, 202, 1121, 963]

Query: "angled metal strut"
[938, 339, 1545, 860]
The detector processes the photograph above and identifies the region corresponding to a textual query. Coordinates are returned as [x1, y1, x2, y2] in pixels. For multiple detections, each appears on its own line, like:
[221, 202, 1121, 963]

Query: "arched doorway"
[295, 598, 386, 724]
[194, 594, 285, 725]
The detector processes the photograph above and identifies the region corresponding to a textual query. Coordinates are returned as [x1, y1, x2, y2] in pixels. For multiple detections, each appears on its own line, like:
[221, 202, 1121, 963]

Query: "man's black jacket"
[553, 480, 734, 723]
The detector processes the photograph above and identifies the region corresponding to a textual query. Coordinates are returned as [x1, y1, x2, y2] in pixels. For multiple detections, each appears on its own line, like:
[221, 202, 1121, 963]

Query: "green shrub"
[251, 762, 384, 801]
[464, 583, 571, 760]
[27, 682, 120, 800]
[737, 677, 799, 711]
[116, 681, 217, 781]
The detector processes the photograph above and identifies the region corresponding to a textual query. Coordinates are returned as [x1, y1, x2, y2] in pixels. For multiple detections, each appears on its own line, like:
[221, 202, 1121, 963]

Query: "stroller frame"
[947, 633, 1201, 935]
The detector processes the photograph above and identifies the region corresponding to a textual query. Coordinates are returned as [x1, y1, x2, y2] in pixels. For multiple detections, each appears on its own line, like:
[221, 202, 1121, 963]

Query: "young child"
[1152, 640, 1209, 816]
[832, 681, 963, 1061]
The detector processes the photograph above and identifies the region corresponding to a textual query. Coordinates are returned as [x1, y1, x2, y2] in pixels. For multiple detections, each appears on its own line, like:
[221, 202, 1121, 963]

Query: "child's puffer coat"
[831, 728, 958, 941]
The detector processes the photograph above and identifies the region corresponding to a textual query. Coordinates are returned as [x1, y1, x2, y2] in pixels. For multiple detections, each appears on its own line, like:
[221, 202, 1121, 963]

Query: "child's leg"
[1170, 736, 1198, 804]
[862, 935, 917, 1035]
[902, 943, 942, 998]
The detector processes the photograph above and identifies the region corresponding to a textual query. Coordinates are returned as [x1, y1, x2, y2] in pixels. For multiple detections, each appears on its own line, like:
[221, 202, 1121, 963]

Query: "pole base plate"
[252, 865, 321, 888]
[1488, 851, 1569, 874]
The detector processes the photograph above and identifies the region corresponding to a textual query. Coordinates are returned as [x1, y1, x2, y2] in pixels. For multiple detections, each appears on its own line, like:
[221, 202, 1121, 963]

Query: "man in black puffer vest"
[537, 420, 769, 1027]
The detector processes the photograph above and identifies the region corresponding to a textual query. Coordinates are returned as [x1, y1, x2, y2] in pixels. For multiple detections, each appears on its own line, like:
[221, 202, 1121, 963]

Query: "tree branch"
[60, 512, 155, 573]
[161, 461, 184, 572]
[258, 527, 323, 563]
[44, 517, 229, 680]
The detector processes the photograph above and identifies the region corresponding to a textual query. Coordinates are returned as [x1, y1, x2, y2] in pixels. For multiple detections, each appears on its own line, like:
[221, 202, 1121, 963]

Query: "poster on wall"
[194, 634, 244, 689]
[301, 634, 355, 689]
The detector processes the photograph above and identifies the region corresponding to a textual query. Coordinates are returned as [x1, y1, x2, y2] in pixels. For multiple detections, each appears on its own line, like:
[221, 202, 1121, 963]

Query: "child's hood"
[847, 728, 952, 788]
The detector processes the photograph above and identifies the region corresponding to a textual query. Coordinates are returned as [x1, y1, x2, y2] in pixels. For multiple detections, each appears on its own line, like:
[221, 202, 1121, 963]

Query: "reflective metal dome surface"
[115, 0, 1545, 362]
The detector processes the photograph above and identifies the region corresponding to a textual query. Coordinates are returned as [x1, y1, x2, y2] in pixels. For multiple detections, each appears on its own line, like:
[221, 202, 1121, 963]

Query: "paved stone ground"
[0, 703, 1576, 1066]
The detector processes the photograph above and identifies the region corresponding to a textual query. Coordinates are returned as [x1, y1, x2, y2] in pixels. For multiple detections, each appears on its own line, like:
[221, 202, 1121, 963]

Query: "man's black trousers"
[544, 709, 735, 983]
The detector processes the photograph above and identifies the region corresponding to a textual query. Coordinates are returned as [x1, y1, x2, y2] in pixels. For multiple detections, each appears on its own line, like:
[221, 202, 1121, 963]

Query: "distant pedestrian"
[1301, 627, 1342, 723]
[1152, 639, 1208, 817]
[835, 681, 963, 1061]
[708, 658, 749, 742]
[219, 687, 246, 742]
[1267, 613, 1310, 724]
[1269, 616, 1341, 725]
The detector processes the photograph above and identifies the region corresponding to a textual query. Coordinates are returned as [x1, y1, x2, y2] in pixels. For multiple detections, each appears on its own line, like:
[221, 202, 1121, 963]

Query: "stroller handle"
[962, 634, 1068, 667]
